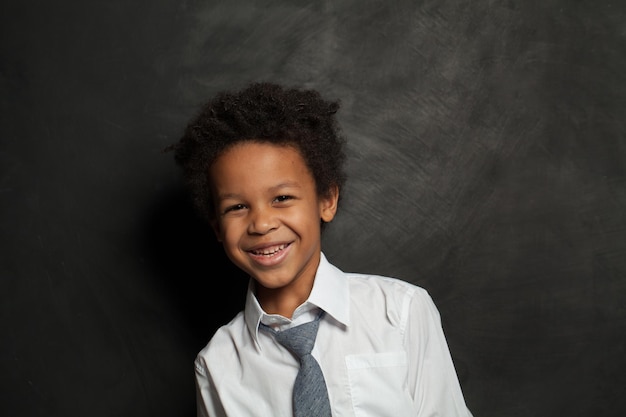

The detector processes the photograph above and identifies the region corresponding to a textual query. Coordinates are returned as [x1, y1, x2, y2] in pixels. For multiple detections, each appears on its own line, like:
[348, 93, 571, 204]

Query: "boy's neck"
[256, 281, 313, 319]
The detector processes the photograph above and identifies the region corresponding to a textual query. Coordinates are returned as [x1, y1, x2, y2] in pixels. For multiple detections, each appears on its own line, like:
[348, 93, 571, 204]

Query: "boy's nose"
[248, 207, 278, 234]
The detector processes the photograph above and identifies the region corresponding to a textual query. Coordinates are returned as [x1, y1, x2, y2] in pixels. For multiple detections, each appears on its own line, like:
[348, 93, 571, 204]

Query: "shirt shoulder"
[343, 272, 436, 329]
[345, 272, 430, 303]
[195, 311, 248, 372]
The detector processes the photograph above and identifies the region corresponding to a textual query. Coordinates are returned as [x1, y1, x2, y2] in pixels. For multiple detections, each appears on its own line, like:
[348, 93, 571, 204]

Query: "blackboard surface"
[2, 1, 625, 416]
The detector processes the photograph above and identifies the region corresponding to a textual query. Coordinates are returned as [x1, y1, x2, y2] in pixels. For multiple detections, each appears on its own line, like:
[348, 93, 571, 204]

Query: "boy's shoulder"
[322, 256, 433, 310]
[341, 270, 435, 317]
[344, 270, 429, 297]
[197, 311, 246, 357]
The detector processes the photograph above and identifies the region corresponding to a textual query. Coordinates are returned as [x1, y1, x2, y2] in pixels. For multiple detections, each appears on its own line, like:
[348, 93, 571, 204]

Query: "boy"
[171, 82, 473, 416]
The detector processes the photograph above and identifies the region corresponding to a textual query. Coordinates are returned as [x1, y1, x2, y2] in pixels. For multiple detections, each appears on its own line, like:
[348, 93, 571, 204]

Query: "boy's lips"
[246, 242, 292, 266]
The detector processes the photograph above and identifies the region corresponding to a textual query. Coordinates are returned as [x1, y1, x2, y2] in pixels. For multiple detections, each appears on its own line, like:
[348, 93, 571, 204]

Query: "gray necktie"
[261, 312, 332, 417]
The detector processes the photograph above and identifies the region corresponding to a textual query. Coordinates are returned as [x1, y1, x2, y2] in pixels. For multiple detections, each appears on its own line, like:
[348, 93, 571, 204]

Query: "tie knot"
[274, 317, 320, 358]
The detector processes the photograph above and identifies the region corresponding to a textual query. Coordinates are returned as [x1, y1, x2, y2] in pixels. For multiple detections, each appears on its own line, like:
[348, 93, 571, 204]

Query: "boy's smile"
[209, 141, 338, 316]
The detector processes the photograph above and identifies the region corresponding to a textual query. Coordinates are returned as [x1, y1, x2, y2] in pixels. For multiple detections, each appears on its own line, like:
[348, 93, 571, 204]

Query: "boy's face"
[208, 141, 338, 299]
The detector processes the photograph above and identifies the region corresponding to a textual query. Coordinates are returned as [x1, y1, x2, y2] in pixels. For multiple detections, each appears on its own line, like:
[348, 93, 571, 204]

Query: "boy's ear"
[320, 185, 339, 223]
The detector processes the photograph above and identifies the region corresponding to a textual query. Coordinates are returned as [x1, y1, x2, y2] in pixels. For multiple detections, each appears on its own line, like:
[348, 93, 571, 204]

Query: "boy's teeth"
[254, 244, 286, 255]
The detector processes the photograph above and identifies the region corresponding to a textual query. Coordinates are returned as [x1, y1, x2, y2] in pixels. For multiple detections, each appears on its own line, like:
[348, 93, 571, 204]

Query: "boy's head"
[172, 82, 348, 224]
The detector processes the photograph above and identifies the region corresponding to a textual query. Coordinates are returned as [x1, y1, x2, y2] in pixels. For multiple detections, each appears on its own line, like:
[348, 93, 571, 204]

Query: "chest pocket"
[345, 351, 415, 417]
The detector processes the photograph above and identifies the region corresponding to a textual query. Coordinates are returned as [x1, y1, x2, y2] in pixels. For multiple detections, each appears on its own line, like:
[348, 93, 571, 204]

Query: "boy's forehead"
[213, 141, 304, 166]
[209, 141, 314, 190]
[218, 140, 300, 156]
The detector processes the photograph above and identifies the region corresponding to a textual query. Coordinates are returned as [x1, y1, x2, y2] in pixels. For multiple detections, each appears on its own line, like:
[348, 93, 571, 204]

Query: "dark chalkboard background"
[2, 1, 625, 416]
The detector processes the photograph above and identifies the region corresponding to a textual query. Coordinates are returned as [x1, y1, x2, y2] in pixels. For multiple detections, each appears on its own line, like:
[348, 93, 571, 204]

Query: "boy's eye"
[223, 203, 246, 213]
[274, 195, 293, 203]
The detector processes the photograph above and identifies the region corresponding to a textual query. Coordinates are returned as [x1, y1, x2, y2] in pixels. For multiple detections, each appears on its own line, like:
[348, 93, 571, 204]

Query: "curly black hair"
[169, 82, 348, 223]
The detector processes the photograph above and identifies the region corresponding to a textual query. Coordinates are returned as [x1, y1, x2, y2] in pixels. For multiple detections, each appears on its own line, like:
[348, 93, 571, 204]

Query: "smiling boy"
[209, 141, 337, 318]
[171, 82, 473, 416]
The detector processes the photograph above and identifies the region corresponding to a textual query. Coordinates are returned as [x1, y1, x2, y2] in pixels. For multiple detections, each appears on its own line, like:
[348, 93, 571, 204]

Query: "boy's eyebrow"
[216, 181, 303, 200]
[215, 192, 242, 201]
[269, 181, 302, 192]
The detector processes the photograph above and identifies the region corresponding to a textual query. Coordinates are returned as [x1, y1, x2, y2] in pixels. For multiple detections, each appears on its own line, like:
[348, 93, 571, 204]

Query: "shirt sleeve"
[405, 288, 473, 417]
[194, 356, 228, 417]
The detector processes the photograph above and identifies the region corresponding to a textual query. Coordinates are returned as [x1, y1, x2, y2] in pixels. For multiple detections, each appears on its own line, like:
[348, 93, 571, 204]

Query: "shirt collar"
[245, 252, 351, 349]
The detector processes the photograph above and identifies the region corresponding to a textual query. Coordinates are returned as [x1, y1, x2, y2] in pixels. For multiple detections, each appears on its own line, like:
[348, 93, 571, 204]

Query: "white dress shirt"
[195, 253, 473, 417]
